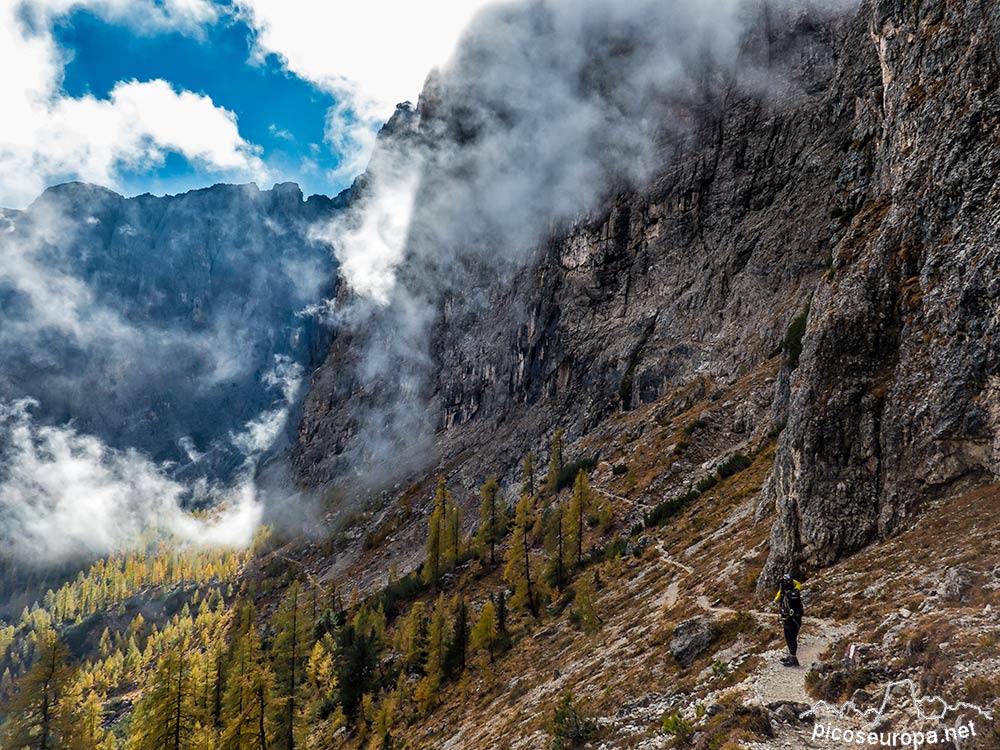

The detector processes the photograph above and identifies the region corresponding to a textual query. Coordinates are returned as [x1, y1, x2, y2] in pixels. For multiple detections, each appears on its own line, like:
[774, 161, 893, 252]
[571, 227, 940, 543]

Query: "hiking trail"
[656, 544, 856, 748]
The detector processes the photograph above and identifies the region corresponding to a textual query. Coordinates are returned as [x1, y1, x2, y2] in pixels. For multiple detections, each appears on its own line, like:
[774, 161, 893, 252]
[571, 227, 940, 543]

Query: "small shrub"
[978, 629, 1000, 647]
[672, 441, 689, 455]
[740, 569, 759, 594]
[804, 668, 823, 695]
[612, 462, 628, 476]
[549, 692, 597, 750]
[806, 666, 877, 703]
[644, 488, 700, 528]
[698, 699, 772, 745]
[377, 570, 428, 618]
[964, 675, 1000, 705]
[717, 454, 752, 479]
[595, 535, 627, 562]
[662, 711, 693, 744]
[695, 475, 718, 493]
[554, 454, 600, 493]
[683, 419, 707, 436]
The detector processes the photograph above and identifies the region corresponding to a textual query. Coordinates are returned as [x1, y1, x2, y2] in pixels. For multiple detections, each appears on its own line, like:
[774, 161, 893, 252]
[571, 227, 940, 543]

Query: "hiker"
[774, 573, 803, 667]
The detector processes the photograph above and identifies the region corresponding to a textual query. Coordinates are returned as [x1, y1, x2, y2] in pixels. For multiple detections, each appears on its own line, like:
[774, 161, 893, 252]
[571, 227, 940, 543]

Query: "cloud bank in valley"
[0, 183, 330, 563]
[0, 400, 259, 563]
[0, 349, 305, 563]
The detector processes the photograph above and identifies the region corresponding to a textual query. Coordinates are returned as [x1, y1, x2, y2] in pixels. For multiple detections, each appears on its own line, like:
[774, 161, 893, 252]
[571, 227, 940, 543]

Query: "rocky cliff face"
[294, 0, 1000, 588]
[294, 3, 865, 487]
[763, 0, 1000, 581]
[0, 181, 342, 479]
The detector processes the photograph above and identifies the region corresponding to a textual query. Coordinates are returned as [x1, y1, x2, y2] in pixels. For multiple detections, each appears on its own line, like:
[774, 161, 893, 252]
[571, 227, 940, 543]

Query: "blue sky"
[54, 8, 343, 199]
[0, 0, 493, 208]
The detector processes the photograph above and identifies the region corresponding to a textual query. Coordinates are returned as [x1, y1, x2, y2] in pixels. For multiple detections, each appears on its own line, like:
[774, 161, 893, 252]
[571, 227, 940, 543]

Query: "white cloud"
[229, 355, 303, 456]
[26, 0, 220, 32]
[0, 0, 265, 207]
[234, 0, 501, 179]
[309, 150, 421, 304]
[0, 399, 263, 562]
[45, 79, 263, 177]
[235, 0, 498, 115]
[1, 0, 509, 206]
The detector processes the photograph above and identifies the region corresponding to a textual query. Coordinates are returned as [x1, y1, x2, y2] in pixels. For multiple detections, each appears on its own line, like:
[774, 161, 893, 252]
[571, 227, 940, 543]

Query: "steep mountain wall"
[293, 2, 874, 488]
[0, 181, 342, 478]
[763, 0, 1000, 580]
[295, 0, 1000, 587]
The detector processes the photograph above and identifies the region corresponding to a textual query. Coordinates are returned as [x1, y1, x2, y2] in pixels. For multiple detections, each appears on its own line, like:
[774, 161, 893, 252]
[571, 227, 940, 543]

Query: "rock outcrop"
[763, 1, 1000, 582]
[670, 617, 719, 667]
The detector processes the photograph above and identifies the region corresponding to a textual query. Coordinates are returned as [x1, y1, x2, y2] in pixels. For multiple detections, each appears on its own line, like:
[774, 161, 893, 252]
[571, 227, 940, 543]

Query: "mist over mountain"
[5, 1, 1000, 748]
[0, 180, 346, 561]
[0, 180, 342, 480]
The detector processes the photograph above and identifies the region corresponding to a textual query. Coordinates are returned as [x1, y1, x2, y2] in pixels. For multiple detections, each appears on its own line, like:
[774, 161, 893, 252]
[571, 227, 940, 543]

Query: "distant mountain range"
[0, 180, 345, 482]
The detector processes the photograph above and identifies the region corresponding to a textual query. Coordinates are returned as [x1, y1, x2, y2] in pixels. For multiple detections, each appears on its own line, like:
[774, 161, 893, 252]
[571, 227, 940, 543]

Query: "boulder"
[670, 617, 717, 667]
[937, 567, 974, 603]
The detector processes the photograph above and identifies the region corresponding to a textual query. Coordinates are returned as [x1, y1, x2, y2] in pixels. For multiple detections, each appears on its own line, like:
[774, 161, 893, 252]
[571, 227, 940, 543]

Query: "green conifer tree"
[336, 622, 376, 723]
[444, 595, 469, 678]
[496, 590, 509, 640]
[475, 477, 506, 567]
[567, 470, 592, 568]
[504, 495, 540, 617]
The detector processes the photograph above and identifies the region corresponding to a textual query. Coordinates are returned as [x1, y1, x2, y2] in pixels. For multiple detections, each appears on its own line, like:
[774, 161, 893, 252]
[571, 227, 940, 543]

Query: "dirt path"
[691, 591, 853, 704]
[658, 544, 694, 574]
[692, 587, 853, 700]
[592, 544, 858, 750]
[745, 622, 854, 705]
[651, 553, 855, 749]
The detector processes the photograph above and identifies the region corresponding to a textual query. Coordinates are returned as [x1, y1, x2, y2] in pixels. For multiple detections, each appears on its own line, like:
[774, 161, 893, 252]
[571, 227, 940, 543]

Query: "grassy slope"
[315, 356, 1000, 749]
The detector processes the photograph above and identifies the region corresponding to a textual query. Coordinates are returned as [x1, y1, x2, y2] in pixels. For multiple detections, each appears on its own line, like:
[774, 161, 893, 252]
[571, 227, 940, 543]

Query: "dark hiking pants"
[783, 617, 801, 657]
